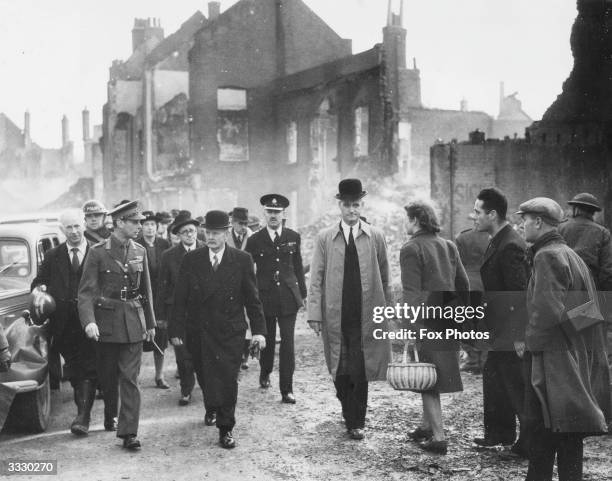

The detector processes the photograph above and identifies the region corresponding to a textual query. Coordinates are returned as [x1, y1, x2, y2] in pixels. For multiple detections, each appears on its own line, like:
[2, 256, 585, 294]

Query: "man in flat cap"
[517, 197, 610, 480]
[307, 179, 391, 440]
[559, 193, 612, 364]
[78, 200, 156, 450]
[246, 195, 307, 403]
[163, 212, 204, 407]
[82, 199, 111, 245]
[171, 210, 266, 449]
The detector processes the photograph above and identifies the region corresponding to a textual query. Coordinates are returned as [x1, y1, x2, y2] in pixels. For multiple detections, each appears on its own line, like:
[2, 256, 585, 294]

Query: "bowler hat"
[203, 210, 231, 230]
[229, 207, 249, 222]
[260, 194, 289, 211]
[567, 192, 602, 212]
[335, 178, 367, 200]
[516, 197, 566, 225]
[171, 212, 200, 235]
[157, 211, 173, 224]
[108, 200, 146, 221]
[141, 211, 160, 224]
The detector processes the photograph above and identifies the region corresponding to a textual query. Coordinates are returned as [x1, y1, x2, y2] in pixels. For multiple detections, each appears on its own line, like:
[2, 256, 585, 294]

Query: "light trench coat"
[307, 221, 391, 381]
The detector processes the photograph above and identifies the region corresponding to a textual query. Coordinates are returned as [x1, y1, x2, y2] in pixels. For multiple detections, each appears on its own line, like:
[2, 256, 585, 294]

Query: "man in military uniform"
[78, 200, 156, 450]
[245, 195, 307, 404]
[82, 199, 111, 245]
[559, 192, 612, 365]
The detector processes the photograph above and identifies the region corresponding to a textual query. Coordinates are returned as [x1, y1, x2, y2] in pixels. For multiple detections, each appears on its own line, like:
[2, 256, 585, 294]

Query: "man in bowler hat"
[246, 195, 307, 403]
[78, 200, 156, 450]
[171, 210, 266, 448]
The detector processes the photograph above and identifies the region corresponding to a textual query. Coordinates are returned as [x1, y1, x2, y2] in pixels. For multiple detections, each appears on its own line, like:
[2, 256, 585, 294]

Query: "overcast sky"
[0, 0, 576, 149]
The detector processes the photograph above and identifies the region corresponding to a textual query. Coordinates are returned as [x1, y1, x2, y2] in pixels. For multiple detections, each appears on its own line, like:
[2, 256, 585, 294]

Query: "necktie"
[212, 254, 219, 272]
[274, 231, 279, 245]
[348, 227, 355, 247]
[71, 247, 80, 272]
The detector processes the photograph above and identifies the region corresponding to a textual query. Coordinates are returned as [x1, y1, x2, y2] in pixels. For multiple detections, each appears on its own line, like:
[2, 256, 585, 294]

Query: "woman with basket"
[398, 201, 469, 454]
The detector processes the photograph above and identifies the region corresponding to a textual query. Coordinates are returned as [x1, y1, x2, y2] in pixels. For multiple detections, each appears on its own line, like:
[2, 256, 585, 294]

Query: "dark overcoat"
[526, 232, 611, 433]
[170, 245, 266, 407]
[479, 224, 529, 350]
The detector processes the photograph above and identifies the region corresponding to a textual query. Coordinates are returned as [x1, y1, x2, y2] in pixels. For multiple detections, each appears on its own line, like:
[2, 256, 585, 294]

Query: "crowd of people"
[0, 178, 610, 481]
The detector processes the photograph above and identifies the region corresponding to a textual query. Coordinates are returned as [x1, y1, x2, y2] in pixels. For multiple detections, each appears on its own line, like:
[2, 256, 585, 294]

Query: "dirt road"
[2, 315, 611, 480]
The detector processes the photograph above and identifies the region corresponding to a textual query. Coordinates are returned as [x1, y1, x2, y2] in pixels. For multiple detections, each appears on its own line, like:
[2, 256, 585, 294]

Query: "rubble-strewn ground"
[1, 318, 611, 481]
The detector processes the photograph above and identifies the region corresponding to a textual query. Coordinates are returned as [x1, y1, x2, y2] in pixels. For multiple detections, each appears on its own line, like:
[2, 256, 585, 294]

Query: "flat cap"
[567, 192, 601, 211]
[515, 197, 566, 225]
[107, 200, 146, 221]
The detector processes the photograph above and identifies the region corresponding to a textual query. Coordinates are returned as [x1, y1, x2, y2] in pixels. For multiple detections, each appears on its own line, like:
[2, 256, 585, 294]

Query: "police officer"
[82, 199, 111, 245]
[78, 200, 156, 450]
[246, 194, 307, 403]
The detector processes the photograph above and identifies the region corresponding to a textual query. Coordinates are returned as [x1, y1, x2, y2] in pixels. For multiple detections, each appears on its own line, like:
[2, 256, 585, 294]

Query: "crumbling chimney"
[62, 115, 69, 148]
[131, 18, 164, 52]
[82, 107, 90, 142]
[460, 98, 468, 112]
[208, 1, 221, 21]
[23, 110, 31, 148]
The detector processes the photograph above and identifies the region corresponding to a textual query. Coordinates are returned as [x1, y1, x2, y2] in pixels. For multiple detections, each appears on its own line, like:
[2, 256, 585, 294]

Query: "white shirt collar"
[182, 242, 196, 252]
[67, 239, 88, 255]
[340, 220, 360, 242]
[209, 245, 225, 264]
[267, 225, 282, 242]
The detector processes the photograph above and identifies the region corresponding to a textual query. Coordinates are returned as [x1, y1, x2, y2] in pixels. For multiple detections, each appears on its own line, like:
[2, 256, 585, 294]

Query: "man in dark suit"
[136, 211, 171, 389]
[31, 209, 97, 436]
[170, 210, 266, 449]
[472, 188, 529, 457]
[246, 195, 307, 404]
[161, 212, 203, 406]
[78, 201, 156, 451]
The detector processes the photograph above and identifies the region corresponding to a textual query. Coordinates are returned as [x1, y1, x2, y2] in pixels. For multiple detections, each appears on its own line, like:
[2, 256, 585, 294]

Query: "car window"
[0, 239, 31, 278]
[52, 237, 60, 247]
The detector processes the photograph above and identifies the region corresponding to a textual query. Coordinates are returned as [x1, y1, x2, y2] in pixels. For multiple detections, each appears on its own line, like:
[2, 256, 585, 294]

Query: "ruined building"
[102, 0, 531, 224]
[431, 0, 611, 237]
[0, 111, 74, 179]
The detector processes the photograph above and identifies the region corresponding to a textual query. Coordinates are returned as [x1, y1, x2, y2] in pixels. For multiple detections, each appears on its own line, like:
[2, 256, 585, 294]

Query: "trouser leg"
[116, 342, 142, 438]
[483, 352, 518, 443]
[96, 343, 119, 421]
[259, 316, 277, 378]
[557, 434, 583, 481]
[174, 344, 195, 397]
[185, 332, 214, 415]
[278, 313, 296, 394]
[334, 375, 350, 426]
[525, 424, 556, 481]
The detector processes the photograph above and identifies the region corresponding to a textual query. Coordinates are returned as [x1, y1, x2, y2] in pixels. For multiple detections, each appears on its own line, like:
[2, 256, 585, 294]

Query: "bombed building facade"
[101, 0, 531, 224]
[431, 0, 611, 238]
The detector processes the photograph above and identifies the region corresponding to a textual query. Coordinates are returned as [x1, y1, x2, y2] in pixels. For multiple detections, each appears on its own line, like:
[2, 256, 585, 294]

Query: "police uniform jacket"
[78, 235, 156, 343]
[245, 227, 307, 317]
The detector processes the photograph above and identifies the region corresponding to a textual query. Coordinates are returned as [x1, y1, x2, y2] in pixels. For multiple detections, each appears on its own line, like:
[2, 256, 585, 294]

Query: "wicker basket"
[387, 343, 437, 392]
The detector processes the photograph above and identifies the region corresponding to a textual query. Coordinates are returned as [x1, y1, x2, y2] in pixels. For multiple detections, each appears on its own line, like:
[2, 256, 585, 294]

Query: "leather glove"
[145, 328, 156, 342]
[307, 320, 322, 336]
[85, 323, 100, 341]
[251, 334, 266, 351]
[170, 337, 183, 346]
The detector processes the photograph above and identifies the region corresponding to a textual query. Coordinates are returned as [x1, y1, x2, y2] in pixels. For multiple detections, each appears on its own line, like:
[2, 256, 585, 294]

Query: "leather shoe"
[122, 435, 141, 450]
[259, 375, 271, 389]
[104, 416, 118, 432]
[348, 428, 364, 440]
[473, 437, 509, 447]
[419, 439, 448, 455]
[281, 392, 296, 404]
[155, 378, 170, 389]
[204, 412, 216, 426]
[409, 427, 433, 442]
[178, 394, 191, 406]
[510, 442, 528, 458]
[219, 431, 236, 449]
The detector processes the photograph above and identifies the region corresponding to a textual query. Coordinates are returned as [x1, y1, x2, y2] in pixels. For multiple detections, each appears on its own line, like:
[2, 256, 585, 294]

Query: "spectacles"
[237, 221, 248, 226]
[179, 229, 197, 236]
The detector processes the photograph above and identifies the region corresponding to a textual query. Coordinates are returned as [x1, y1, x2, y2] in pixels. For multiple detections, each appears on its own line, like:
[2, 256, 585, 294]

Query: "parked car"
[0, 223, 64, 432]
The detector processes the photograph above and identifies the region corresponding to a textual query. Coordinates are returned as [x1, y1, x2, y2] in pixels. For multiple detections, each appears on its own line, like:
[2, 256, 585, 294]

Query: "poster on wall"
[217, 110, 249, 162]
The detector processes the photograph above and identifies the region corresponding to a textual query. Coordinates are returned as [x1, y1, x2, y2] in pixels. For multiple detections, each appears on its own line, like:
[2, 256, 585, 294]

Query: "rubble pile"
[299, 177, 431, 298]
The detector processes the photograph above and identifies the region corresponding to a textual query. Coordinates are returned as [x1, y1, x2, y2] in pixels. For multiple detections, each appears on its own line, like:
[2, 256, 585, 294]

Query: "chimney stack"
[82, 107, 90, 141]
[23, 110, 31, 147]
[208, 1, 221, 21]
[62, 115, 69, 148]
[460, 98, 468, 112]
